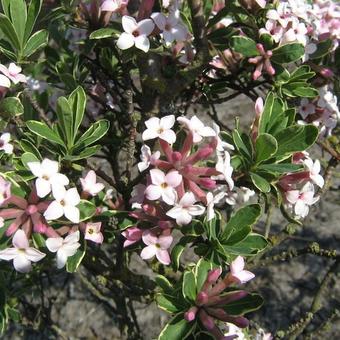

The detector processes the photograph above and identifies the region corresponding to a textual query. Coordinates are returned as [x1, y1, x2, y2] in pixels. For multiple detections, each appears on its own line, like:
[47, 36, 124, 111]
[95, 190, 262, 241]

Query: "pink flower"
[303, 159, 324, 188]
[84, 222, 103, 244]
[285, 182, 319, 218]
[0, 63, 26, 84]
[80, 170, 105, 196]
[229, 256, 255, 284]
[151, 10, 188, 43]
[299, 98, 316, 119]
[177, 115, 216, 143]
[44, 187, 80, 223]
[122, 227, 143, 247]
[145, 169, 182, 205]
[0, 229, 45, 273]
[46, 231, 81, 268]
[0, 74, 10, 88]
[28, 158, 69, 198]
[166, 192, 205, 225]
[0, 133, 13, 154]
[142, 115, 176, 144]
[248, 44, 275, 81]
[138, 145, 161, 172]
[140, 230, 173, 265]
[117, 16, 155, 52]
[0, 176, 11, 206]
[101, 0, 128, 13]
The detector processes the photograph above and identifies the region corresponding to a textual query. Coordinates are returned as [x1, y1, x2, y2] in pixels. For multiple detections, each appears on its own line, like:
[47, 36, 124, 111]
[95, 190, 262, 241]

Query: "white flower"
[0, 229, 45, 273]
[0, 63, 26, 84]
[151, 10, 188, 44]
[206, 192, 226, 221]
[0, 75, 10, 88]
[303, 159, 324, 188]
[80, 170, 105, 196]
[44, 187, 81, 223]
[46, 231, 81, 269]
[177, 115, 216, 143]
[0, 133, 13, 154]
[27, 158, 69, 198]
[117, 16, 155, 53]
[213, 123, 234, 152]
[215, 151, 234, 190]
[138, 145, 160, 172]
[142, 115, 176, 144]
[166, 192, 205, 225]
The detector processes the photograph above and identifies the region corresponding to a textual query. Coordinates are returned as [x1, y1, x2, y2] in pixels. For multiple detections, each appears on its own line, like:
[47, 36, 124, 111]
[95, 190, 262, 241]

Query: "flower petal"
[159, 129, 176, 144]
[36, 178, 52, 198]
[155, 248, 171, 265]
[117, 32, 135, 50]
[122, 16, 137, 34]
[138, 19, 155, 36]
[12, 229, 29, 249]
[46, 237, 63, 253]
[44, 201, 64, 221]
[25, 247, 46, 262]
[64, 206, 80, 223]
[134, 35, 150, 53]
[140, 245, 156, 260]
[13, 254, 32, 273]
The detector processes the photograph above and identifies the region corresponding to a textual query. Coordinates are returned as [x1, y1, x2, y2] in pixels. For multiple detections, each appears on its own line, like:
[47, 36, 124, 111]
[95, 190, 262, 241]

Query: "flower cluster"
[0, 159, 105, 273]
[123, 114, 235, 265]
[184, 256, 255, 339]
[279, 152, 323, 219]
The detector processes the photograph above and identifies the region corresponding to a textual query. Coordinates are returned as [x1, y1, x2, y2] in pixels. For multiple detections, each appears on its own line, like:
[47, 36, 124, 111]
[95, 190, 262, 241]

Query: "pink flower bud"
[207, 268, 222, 284]
[320, 68, 334, 78]
[196, 291, 209, 306]
[184, 306, 198, 322]
[199, 309, 215, 330]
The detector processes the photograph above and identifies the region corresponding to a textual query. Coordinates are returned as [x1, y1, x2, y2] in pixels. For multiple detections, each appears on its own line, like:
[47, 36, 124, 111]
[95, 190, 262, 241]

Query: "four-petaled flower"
[101, 0, 128, 13]
[229, 256, 255, 284]
[117, 16, 155, 52]
[166, 192, 205, 225]
[80, 170, 105, 196]
[145, 169, 182, 205]
[85, 222, 104, 244]
[44, 187, 81, 223]
[28, 158, 69, 198]
[177, 115, 216, 143]
[0, 133, 13, 154]
[142, 115, 176, 144]
[303, 159, 324, 188]
[140, 230, 173, 265]
[0, 63, 26, 84]
[0, 229, 45, 273]
[46, 231, 81, 269]
[138, 145, 161, 172]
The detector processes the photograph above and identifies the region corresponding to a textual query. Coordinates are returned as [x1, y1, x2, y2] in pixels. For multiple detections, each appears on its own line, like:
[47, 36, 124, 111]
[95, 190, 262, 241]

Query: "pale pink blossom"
[138, 145, 160, 172]
[142, 115, 176, 144]
[0, 176, 11, 206]
[259, 20, 284, 43]
[0, 133, 13, 154]
[0, 75, 10, 88]
[44, 187, 80, 223]
[0, 63, 26, 84]
[299, 98, 315, 119]
[145, 169, 182, 205]
[117, 16, 155, 52]
[122, 227, 143, 247]
[215, 151, 234, 190]
[80, 170, 105, 196]
[101, 0, 128, 13]
[206, 192, 226, 221]
[140, 230, 173, 265]
[285, 182, 319, 218]
[229, 256, 255, 284]
[84, 222, 103, 244]
[0, 229, 45, 273]
[303, 159, 324, 188]
[46, 231, 81, 268]
[28, 158, 69, 198]
[151, 10, 188, 43]
[266, 3, 292, 28]
[166, 192, 205, 225]
[177, 115, 216, 143]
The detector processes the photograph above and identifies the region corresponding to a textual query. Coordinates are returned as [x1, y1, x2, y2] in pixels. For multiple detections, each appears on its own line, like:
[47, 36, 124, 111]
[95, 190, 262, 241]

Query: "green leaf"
[23, 29, 48, 57]
[223, 293, 264, 315]
[73, 120, 110, 150]
[78, 200, 96, 221]
[19, 139, 41, 159]
[271, 43, 304, 64]
[0, 97, 24, 118]
[195, 258, 214, 292]
[283, 84, 318, 98]
[250, 172, 271, 193]
[0, 14, 21, 51]
[24, 0, 43, 43]
[232, 129, 252, 161]
[221, 204, 261, 242]
[67, 145, 101, 161]
[257, 163, 303, 174]
[21, 152, 39, 169]
[155, 275, 174, 295]
[9, 0, 27, 46]
[309, 39, 332, 60]
[158, 313, 195, 340]
[289, 65, 315, 82]
[182, 271, 196, 303]
[171, 236, 195, 272]
[231, 36, 258, 57]
[1, 0, 11, 17]
[156, 294, 186, 313]
[275, 125, 319, 158]
[255, 133, 278, 163]
[26, 120, 65, 147]
[66, 246, 86, 273]
[89, 28, 119, 39]
[56, 96, 73, 148]
[223, 233, 268, 256]
[68, 86, 86, 141]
